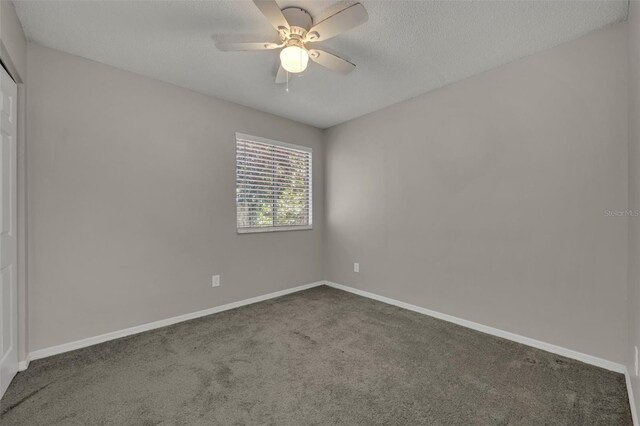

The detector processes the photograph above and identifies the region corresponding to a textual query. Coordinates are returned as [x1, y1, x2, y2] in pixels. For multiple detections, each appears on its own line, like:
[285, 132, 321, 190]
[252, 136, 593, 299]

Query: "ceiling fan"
[215, 0, 368, 84]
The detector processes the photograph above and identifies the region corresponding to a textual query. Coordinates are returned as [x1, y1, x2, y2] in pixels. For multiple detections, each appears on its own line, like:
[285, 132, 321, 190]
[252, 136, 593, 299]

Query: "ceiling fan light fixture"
[280, 45, 309, 73]
[215, 1, 367, 83]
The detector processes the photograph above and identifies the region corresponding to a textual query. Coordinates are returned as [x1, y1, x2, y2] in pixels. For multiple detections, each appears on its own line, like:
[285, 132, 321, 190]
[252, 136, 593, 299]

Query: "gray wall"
[324, 24, 629, 363]
[1, 0, 26, 80]
[26, 43, 324, 352]
[628, 0, 640, 413]
[0, 0, 28, 363]
[18, 12, 635, 371]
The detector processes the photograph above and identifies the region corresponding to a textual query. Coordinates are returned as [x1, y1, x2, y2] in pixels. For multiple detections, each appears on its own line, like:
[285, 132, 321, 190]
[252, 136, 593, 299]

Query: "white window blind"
[236, 133, 312, 233]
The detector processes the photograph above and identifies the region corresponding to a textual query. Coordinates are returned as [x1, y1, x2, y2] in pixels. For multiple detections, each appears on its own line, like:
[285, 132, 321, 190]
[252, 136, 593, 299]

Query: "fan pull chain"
[286, 71, 290, 93]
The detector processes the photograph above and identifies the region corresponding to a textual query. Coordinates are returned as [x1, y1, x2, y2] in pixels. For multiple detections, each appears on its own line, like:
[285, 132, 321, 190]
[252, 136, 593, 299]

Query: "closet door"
[0, 64, 18, 400]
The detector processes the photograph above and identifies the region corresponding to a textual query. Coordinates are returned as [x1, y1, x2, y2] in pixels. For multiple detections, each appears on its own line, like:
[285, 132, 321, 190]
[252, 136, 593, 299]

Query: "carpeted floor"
[0, 286, 632, 425]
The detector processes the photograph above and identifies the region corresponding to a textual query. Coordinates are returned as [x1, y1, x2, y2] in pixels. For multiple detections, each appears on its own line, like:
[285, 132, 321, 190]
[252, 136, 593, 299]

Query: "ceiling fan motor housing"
[281, 7, 313, 40]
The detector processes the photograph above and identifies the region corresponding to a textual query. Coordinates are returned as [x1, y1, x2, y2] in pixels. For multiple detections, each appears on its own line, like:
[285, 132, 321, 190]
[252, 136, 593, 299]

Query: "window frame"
[235, 132, 313, 234]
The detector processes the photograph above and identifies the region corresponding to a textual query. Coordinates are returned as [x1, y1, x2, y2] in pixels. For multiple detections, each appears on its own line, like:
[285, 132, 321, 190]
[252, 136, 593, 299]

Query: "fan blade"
[275, 65, 288, 84]
[308, 49, 355, 74]
[306, 2, 368, 42]
[252, 0, 290, 32]
[215, 41, 281, 51]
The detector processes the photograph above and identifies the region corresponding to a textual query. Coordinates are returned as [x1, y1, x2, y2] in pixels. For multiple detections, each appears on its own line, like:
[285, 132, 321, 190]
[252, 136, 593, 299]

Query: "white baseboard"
[625, 368, 639, 426]
[17, 358, 29, 372]
[19, 279, 638, 421]
[27, 280, 626, 374]
[324, 281, 626, 374]
[27, 281, 325, 363]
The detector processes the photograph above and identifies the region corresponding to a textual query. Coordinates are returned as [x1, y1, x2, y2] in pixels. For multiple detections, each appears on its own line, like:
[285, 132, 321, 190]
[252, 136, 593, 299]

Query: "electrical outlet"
[354, 263, 359, 273]
[212, 275, 220, 287]
[635, 346, 638, 376]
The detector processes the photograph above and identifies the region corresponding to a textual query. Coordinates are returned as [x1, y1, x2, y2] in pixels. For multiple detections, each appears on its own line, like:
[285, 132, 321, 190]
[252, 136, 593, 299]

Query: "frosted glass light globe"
[280, 45, 309, 74]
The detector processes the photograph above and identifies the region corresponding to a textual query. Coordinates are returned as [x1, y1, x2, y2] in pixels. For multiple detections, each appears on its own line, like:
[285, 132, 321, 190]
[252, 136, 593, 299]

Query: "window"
[236, 133, 312, 233]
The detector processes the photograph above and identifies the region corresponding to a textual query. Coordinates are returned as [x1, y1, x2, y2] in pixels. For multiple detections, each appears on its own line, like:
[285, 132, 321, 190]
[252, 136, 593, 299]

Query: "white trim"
[27, 281, 325, 363]
[237, 225, 312, 234]
[235, 132, 312, 153]
[626, 367, 639, 426]
[17, 358, 29, 372]
[324, 281, 626, 374]
[21, 280, 630, 381]
[18, 279, 640, 420]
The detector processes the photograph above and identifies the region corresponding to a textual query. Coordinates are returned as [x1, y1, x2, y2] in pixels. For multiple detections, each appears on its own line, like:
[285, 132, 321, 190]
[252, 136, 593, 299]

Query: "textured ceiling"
[14, 0, 628, 128]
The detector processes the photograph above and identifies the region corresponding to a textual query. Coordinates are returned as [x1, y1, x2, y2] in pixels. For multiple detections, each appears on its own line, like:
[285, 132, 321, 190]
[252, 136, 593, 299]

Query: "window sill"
[237, 225, 313, 234]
